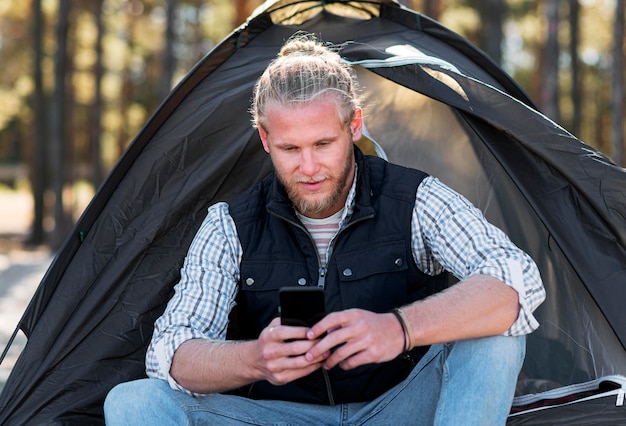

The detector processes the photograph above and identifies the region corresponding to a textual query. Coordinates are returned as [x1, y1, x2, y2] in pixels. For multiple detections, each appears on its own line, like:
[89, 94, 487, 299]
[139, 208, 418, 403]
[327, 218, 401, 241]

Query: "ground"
[0, 191, 53, 393]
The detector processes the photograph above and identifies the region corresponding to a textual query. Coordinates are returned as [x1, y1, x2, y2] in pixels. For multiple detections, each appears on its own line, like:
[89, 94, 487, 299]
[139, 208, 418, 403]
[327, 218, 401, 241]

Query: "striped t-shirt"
[296, 208, 343, 266]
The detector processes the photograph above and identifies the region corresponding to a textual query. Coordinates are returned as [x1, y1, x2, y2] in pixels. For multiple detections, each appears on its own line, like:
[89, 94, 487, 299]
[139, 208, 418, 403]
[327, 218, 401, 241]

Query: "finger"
[279, 325, 311, 342]
[305, 326, 353, 362]
[263, 324, 309, 343]
[263, 345, 325, 380]
[337, 350, 370, 371]
[266, 360, 324, 386]
[307, 311, 349, 339]
[321, 338, 365, 370]
[262, 334, 320, 363]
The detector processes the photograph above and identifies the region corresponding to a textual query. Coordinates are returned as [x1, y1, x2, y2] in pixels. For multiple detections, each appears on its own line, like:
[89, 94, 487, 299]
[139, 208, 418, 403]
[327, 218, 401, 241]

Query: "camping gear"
[1, 0, 625, 423]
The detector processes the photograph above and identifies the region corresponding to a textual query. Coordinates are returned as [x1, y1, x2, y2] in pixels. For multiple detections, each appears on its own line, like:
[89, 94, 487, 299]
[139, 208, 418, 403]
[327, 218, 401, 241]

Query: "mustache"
[294, 175, 330, 184]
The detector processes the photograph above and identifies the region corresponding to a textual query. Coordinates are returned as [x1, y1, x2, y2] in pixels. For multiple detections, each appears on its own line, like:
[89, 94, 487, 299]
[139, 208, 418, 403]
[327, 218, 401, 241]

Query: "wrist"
[391, 308, 416, 351]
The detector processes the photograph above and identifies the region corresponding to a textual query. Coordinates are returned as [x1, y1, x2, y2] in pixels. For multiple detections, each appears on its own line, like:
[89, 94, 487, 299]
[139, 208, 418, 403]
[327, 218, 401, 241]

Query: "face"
[258, 97, 363, 219]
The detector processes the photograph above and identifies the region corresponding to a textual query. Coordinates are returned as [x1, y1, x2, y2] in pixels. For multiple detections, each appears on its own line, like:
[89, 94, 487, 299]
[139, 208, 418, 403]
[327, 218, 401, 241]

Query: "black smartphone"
[279, 286, 326, 327]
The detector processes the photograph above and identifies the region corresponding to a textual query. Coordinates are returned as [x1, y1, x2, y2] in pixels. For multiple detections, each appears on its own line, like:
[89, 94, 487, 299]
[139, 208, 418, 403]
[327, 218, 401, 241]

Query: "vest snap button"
[343, 268, 353, 277]
[245, 277, 255, 286]
[395, 258, 403, 267]
[297, 278, 307, 286]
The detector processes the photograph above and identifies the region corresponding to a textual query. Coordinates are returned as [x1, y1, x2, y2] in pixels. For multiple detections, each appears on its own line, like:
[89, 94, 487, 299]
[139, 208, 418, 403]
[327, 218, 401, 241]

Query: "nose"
[299, 149, 321, 177]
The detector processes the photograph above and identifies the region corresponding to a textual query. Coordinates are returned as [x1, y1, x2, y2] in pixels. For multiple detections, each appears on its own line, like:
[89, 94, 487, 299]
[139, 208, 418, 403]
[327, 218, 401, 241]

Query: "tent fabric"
[1, 0, 625, 424]
[509, 375, 626, 424]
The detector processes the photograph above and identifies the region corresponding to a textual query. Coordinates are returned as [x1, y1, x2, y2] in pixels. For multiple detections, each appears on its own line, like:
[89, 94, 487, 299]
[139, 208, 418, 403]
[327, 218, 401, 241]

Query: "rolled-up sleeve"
[411, 177, 545, 336]
[145, 202, 242, 392]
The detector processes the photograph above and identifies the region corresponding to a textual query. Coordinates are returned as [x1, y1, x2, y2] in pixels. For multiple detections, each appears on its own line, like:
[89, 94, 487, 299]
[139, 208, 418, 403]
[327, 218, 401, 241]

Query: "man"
[105, 34, 545, 425]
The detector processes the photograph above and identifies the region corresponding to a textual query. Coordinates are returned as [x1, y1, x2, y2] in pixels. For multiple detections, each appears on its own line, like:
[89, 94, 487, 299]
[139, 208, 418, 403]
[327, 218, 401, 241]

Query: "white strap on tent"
[344, 44, 470, 104]
[344, 44, 462, 74]
[361, 121, 388, 161]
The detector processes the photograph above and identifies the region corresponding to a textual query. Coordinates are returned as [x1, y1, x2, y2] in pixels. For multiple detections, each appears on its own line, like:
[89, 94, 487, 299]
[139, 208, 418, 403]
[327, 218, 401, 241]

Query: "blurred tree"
[423, 0, 443, 20]
[568, 0, 581, 137]
[89, 0, 105, 188]
[541, 0, 561, 123]
[399, 0, 443, 20]
[29, 0, 47, 245]
[159, 0, 178, 100]
[50, 0, 72, 249]
[190, 0, 207, 63]
[235, 0, 257, 26]
[116, 3, 137, 160]
[474, 0, 506, 65]
[611, 0, 624, 166]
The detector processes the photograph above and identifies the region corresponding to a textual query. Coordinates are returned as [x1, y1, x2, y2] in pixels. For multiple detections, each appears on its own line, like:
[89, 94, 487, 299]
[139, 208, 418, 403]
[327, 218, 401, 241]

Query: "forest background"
[0, 0, 624, 250]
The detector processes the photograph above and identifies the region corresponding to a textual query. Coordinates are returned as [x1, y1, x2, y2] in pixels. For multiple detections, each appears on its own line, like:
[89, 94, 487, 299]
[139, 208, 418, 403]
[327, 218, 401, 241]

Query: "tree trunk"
[117, 14, 135, 158]
[476, 0, 505, 65]
[568, 0, 582, 137]
[422, 0, 443, 20]
[234, 0, 255, 26]
[192, 0, 204, 61]
[398, 1, 441, 18]
[89, 0, 105, 188]
[65, 11, 76, 223]
[50, 0, 71, 249]
[29, 0, 47, 245]
[159, 0, 178, 101]
[611, 0, 624, 166]
[541, 0, 561, 123]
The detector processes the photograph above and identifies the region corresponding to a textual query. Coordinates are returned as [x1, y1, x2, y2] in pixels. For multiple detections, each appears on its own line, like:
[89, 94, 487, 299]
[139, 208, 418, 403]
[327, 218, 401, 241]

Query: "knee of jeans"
[447, 335, 526, 371]
[488, 335, 526, 367]
[104, 378, 167, 417]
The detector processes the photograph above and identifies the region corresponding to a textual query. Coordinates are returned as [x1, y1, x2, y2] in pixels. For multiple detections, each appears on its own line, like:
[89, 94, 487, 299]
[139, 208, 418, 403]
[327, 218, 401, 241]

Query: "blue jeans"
[104, 335, 524, 425]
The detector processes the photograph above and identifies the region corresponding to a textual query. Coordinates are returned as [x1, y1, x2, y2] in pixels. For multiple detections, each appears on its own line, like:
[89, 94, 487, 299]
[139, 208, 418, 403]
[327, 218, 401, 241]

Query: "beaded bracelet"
[392, 308, 415, 351]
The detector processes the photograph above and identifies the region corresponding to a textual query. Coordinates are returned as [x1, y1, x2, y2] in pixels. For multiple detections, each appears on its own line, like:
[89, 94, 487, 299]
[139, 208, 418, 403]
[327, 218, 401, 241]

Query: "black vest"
[228, 149, 448, 404]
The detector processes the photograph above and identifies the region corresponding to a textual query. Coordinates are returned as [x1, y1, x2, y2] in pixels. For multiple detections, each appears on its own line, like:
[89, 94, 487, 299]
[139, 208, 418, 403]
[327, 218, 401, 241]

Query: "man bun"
[251, 32, 361, 132]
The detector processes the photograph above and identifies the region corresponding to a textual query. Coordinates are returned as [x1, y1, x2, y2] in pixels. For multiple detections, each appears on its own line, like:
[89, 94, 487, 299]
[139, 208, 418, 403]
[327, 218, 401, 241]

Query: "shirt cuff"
[152, 336, 200, 396]
[502, 258, 541, 336]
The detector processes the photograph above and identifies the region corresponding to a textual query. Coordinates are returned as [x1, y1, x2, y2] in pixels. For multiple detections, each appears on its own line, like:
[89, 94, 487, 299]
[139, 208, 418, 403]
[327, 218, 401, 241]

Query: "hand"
[254, 318, 327, 386]
[304, 309, 405, 371]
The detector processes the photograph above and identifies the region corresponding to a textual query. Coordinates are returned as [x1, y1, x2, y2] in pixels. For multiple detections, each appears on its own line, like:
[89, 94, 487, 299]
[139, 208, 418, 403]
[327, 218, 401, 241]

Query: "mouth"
[297, 176, 328, 193]
[301, 180, 324, 192]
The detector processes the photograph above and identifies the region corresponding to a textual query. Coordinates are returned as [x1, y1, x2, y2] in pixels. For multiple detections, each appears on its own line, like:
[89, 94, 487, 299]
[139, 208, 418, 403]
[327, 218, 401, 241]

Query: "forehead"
[264, 98, 345, 134]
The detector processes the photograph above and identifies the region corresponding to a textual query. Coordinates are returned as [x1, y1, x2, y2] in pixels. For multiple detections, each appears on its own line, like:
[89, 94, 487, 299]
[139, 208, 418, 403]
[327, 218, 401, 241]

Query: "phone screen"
[279, 287, 326, 327]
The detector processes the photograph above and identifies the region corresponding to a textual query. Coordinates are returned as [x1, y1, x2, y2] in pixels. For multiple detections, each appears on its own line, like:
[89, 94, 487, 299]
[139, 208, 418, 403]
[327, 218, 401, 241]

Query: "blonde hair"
[251, 33, 361, 132]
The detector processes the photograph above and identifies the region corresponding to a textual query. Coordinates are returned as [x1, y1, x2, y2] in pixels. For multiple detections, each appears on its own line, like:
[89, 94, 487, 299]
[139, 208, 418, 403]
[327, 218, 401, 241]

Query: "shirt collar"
[339, 163, 358, 228]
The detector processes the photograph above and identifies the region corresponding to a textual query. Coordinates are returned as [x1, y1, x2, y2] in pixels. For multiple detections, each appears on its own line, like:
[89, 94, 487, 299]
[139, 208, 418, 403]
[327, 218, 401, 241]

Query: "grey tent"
[1, 1, 625, 424]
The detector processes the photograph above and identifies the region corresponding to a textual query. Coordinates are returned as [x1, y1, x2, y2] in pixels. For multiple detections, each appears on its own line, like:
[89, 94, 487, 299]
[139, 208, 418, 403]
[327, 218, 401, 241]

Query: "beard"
[275, 147, 354, 218]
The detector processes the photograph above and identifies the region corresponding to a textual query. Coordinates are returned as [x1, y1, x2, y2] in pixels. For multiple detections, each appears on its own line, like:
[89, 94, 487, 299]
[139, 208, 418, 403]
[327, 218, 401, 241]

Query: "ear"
[350, 108, 363, 142]
[258, 126, 270, 153]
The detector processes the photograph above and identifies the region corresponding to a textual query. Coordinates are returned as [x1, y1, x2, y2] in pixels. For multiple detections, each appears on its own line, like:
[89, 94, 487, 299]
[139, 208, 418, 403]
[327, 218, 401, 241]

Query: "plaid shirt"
[146, 175, 545, 390]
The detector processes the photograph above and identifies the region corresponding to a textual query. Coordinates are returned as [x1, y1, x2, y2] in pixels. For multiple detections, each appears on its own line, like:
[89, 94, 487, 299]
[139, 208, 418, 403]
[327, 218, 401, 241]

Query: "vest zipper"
[318, 266, 327, 288]
[316, 212, 375, 288]
[271, 210, 374, 287]
[270, 212, 327, 288]
[315, 212, 372, 406]
[270, 210, 374, 406]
